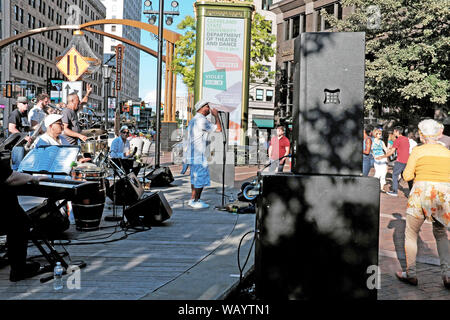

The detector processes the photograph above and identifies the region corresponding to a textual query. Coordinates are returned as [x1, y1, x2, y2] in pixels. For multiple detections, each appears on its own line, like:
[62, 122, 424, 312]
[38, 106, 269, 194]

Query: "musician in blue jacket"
[110, 125, 134, 174]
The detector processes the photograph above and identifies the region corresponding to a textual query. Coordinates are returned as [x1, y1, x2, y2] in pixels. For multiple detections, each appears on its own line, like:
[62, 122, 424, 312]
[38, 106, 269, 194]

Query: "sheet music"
[18, 145, 80, 175]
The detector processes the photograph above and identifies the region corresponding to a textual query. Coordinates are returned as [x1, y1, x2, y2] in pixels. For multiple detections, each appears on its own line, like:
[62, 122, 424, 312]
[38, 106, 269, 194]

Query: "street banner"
[194, 1, 254, 145]
[62, 81, 83, 104]
[115, 44, 125, 92]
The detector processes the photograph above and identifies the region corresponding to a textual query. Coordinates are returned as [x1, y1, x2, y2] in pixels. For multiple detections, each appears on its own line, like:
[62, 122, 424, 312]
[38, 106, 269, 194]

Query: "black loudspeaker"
[124, 192, 172, 227]
[145, 166, 174, 187]
[292, 32, 366, 175]
[106, 172, 144, 205]
[255, 173, 380, 300]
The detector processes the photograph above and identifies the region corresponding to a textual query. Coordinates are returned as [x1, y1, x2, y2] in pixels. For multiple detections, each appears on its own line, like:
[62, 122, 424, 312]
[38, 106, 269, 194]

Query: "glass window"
[266, 90, 273, 102]
[284, 20, 289, 41]
[292, 16, 300, 38]
[256, 89, 264, 101]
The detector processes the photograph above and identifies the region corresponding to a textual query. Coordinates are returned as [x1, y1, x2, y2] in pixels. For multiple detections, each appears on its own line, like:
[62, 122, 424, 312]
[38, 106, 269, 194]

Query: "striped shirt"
[403, 144, 450, 183]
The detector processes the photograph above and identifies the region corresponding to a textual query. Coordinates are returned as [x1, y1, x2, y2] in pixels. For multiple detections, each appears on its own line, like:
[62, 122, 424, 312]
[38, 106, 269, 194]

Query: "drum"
[81, 140, 96, 154]
[72, 164, 106, 231]
[95, 139, 108, 152]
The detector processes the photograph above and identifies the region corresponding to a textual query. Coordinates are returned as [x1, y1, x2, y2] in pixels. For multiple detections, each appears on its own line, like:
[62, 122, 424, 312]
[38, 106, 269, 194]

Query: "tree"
[172, 12, 276, 93]
[322, 0, 449, 124]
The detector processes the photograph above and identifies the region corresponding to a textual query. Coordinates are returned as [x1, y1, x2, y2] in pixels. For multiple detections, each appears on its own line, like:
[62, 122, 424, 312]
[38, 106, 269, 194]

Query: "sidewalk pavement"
[159, 154, 449, 300]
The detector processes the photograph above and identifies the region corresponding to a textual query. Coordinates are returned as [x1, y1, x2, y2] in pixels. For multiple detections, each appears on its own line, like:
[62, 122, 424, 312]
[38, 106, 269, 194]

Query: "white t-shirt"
[28, 105, 47, 132]
[185, 113, 217, 165]
[33, 133, 70, 148]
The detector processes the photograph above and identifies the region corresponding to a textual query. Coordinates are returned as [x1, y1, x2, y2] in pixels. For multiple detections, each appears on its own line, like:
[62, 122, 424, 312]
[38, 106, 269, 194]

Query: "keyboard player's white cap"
[45, 114, 63, 128]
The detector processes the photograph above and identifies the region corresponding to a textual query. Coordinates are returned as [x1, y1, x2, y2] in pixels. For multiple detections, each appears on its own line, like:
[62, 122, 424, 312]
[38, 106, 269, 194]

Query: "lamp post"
[102, 64, 112, 131]
[143, 0, 179, 168]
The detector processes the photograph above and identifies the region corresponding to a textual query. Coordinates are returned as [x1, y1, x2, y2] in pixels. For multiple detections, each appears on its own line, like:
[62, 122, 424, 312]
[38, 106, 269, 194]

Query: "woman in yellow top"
[395, 119, 450, 289]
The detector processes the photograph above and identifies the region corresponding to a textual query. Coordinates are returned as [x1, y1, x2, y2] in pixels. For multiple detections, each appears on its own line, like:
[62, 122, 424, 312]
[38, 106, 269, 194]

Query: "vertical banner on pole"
[194, 1, 254, 146]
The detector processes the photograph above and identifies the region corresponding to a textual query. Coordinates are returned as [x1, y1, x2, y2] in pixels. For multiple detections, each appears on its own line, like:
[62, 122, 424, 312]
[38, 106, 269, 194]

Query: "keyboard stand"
[26, 199, 87, 283]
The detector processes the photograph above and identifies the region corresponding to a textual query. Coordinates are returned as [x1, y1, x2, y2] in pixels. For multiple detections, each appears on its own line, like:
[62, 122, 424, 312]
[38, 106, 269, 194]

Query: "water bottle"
[53, 262, 64, 290]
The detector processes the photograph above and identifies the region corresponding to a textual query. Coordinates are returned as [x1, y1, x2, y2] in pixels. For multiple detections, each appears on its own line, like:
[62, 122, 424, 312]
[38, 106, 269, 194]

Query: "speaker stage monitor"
[124, 192, 172, 227]
[106, 172, 144, 205]
[145, 166, 174, 187]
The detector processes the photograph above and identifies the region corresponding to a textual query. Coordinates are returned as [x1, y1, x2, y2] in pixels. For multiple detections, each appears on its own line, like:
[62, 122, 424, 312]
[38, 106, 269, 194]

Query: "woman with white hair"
[395, 119, 450, 289]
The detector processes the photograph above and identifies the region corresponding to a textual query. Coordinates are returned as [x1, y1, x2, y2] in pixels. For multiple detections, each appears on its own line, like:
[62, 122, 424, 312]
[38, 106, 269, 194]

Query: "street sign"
[62, 81, 82, 104]
[56, 47, 90, 82]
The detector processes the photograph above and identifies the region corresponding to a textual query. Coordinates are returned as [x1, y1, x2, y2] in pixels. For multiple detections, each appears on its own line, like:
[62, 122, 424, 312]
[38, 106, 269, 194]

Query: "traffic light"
[160, 102, 164, 111]
[5, 81, 13, 98]
[140, 101, 145, 110]
[175, 111, 179, 119]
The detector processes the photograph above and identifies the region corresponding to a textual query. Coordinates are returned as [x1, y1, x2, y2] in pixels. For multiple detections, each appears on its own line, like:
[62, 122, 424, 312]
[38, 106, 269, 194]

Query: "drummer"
[61, 92, 89, 146]
[110, 125, 134, 174]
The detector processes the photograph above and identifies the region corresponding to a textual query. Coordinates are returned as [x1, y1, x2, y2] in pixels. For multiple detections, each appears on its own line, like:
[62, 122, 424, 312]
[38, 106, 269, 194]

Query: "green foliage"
[322, 0, 450, 123]
[172, 15, 197, 92]
[173, 12, 276, 92]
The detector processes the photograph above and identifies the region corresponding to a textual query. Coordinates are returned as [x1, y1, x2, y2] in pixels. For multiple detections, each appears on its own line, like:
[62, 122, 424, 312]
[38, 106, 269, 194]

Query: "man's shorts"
[190, 164, 210, 189]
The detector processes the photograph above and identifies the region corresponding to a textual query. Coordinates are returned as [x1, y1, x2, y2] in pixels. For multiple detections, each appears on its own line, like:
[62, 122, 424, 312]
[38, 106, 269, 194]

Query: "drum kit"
[71, 128, 115, 231]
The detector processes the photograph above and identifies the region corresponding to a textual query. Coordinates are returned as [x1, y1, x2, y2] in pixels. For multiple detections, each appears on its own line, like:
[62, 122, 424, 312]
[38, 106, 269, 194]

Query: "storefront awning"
[253, 118, 274, 129]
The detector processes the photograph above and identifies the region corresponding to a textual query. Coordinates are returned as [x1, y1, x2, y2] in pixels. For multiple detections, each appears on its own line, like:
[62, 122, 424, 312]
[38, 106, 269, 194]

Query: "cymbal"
[81, 128, 107, 136]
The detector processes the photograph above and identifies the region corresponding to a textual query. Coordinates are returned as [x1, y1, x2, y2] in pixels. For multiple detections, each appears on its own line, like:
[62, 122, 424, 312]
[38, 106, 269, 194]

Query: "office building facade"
[0, 0, 106, 130]
[100, 0, 141, 104]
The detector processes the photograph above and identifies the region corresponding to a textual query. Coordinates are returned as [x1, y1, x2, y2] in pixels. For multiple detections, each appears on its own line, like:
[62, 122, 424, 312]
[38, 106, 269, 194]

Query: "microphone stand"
[215, 111, 229, 210]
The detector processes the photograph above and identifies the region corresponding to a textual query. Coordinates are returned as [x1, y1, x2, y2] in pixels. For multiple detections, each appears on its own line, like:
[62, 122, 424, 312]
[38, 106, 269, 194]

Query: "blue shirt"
[110, 136, 130, 159]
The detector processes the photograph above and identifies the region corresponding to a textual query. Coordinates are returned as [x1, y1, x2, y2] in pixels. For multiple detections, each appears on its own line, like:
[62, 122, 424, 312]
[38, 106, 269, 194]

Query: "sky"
[138, 1, 195, 107]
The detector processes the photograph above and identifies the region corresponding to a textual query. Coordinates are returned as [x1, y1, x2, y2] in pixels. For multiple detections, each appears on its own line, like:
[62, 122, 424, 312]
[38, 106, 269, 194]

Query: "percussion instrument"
[95, 139, 108, 152]
[81, 128, 107, 137]
[71, 164, 106, 231]
[80, 140, 97, 154]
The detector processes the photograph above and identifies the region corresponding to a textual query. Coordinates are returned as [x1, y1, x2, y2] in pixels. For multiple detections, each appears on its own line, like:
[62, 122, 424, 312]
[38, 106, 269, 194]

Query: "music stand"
[104, 157, 126, 222]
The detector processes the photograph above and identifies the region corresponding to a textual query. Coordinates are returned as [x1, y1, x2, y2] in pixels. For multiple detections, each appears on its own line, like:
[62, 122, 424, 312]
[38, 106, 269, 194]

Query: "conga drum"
[72, 164, 106, 231]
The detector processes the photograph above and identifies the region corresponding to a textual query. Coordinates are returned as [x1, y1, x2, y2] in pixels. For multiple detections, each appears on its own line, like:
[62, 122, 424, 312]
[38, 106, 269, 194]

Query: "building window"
[256, 89, 264, 101]
[111, 25, 116, 32]
[317, 2, 343, 31]
[266, 90, 273, 102]
[261, 0, 272, 10]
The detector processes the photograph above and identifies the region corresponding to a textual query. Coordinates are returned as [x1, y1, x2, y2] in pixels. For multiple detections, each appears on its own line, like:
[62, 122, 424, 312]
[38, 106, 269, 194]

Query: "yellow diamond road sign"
[56, 47, 90, 82]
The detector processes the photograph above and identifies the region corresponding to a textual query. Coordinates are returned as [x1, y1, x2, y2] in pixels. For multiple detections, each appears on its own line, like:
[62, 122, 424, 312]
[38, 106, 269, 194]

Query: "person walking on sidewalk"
[362, 126, 373, 176]
[395, 119, 450, 289]
[371, 128, 388, 191]
[186, 100, 222, 209]
[268, 125, 290, 173]
[377, 126, 410, 196]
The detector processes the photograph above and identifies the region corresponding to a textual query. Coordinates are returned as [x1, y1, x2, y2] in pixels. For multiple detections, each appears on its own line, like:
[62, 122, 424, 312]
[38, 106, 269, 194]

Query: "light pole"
[143, 0, 179, 168]
[102, 64, 113, 131]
